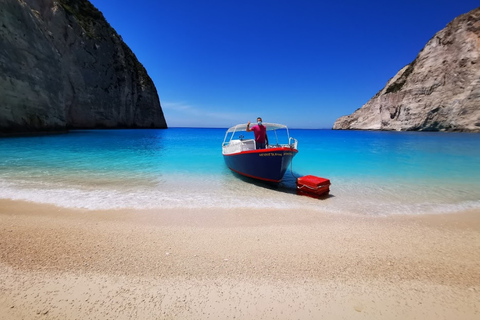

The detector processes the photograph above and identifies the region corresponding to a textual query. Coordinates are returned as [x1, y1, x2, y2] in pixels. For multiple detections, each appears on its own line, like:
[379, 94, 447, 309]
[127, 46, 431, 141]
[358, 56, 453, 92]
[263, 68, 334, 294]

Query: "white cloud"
[161, 101, 251, 127]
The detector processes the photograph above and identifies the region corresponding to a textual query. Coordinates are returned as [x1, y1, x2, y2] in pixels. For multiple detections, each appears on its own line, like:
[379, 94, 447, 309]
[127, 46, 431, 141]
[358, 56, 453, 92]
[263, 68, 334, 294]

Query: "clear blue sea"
[1, 128, 479, 216]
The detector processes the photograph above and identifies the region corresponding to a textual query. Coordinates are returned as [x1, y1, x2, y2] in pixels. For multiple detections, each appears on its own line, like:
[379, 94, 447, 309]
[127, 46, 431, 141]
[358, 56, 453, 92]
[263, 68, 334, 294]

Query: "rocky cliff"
[333, 7, 480, 132]
[0, 0, 167, 135]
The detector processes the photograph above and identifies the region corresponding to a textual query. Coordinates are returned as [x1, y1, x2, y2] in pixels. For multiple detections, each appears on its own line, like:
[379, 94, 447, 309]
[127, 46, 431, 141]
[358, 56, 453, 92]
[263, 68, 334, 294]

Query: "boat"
[222, 123, 298, 182]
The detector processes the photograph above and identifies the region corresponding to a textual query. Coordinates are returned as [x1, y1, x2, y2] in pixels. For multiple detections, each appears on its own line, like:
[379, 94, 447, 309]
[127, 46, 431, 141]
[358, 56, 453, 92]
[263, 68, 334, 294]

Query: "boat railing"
[289, 137, 298, 150]
[223, 137, 298, 154]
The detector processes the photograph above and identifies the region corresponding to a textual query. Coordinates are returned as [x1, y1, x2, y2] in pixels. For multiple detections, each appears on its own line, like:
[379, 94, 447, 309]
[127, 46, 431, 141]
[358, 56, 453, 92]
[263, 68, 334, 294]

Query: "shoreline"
[1, 199, 479, 319]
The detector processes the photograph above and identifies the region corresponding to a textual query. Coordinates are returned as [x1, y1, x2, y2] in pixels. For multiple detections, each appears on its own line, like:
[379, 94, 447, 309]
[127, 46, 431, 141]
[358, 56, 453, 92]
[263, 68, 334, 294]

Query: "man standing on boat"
[247, 117, 269, 149]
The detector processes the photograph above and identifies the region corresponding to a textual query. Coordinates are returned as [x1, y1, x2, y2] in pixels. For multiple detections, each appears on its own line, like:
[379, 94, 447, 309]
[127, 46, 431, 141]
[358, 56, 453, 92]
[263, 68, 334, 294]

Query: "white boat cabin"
[222, 123, 297, 155]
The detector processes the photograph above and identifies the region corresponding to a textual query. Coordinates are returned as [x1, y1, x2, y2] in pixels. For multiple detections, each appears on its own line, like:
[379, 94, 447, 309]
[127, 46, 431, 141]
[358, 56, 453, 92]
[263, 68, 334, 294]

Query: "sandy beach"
[0, 199, 479, 319]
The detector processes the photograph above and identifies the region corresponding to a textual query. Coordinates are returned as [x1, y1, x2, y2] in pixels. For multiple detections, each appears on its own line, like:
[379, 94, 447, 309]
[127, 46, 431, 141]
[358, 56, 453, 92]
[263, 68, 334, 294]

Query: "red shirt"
[251, 124, 266, 143]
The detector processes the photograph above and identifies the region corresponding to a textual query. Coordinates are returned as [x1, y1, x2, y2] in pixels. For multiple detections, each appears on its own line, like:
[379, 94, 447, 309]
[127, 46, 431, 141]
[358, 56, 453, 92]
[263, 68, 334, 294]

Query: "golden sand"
[1, 199, 479, 319]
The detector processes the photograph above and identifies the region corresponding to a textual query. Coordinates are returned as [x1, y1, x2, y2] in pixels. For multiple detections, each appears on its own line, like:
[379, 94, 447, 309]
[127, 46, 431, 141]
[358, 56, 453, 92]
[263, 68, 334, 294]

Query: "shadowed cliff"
[0, 0, 167, 135]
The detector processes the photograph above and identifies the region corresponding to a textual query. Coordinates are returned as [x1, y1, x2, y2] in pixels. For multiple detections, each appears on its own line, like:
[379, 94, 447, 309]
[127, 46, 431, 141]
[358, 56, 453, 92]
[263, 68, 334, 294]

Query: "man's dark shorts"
[256, 142, 266, 149]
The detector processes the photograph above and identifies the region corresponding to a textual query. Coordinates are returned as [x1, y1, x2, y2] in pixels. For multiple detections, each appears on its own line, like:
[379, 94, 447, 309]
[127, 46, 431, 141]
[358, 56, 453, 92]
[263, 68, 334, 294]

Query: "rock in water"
[0, 0, 167, 135]
[333, 7, 480, 132]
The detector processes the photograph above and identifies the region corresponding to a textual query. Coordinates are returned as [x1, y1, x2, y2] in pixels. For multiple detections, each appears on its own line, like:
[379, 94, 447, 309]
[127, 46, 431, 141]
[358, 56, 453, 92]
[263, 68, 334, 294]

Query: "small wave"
[1, 177, 479, 215]
[0, 178, 300, 210]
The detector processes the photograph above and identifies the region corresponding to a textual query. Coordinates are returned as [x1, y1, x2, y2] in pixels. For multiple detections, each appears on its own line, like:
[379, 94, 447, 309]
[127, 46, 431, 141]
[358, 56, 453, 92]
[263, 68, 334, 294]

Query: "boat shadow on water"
[231, 170, 333, 200]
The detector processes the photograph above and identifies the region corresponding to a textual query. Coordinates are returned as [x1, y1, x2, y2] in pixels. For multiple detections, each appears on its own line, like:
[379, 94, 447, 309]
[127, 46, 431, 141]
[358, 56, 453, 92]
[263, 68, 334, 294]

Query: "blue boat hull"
[223, 147, 298, 183]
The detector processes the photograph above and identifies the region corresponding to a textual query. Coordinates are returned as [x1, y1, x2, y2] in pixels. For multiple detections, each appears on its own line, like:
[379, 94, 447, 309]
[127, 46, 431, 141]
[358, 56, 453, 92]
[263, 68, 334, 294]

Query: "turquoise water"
[1, 128, 479, 215]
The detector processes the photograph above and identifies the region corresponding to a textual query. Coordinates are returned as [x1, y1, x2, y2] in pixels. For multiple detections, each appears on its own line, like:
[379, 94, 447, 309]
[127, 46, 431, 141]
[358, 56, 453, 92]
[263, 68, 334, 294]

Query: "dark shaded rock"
[0, 0, 167, 135]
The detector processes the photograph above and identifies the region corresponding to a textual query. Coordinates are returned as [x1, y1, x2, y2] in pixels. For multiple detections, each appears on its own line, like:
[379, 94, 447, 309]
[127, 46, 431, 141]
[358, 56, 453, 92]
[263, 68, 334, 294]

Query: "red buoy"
[296, 175, 330, 198]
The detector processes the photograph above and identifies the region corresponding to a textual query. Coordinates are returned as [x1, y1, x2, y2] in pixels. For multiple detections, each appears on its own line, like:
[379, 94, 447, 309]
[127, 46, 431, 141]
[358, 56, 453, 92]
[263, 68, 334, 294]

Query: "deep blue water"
[1, 128, 479, 215]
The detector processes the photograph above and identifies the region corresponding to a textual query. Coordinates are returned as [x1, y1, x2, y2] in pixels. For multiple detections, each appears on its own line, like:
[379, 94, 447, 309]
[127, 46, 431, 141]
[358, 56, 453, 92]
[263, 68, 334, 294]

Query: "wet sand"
[1, 199, 479, 319]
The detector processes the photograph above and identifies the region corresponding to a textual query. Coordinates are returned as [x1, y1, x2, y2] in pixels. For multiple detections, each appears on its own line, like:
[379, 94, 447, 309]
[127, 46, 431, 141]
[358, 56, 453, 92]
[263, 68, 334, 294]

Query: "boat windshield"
[222, 123, 294, 147]
[225, 123, 288, 133]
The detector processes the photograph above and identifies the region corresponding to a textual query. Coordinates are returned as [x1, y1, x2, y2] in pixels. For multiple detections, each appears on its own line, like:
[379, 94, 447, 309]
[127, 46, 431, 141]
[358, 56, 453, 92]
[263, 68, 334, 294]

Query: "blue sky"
[90, 0, 479, 128]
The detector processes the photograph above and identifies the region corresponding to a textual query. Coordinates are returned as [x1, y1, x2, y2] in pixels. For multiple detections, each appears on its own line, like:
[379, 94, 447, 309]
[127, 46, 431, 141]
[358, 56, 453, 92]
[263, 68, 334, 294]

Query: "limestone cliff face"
[0, 0, 167, 135]
[333, 7, 480, 132]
